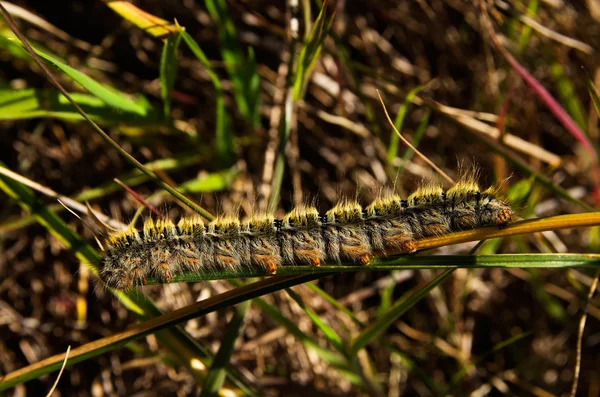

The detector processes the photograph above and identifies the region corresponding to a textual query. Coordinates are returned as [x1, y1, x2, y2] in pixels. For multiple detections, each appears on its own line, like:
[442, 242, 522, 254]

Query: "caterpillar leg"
[252, 254, 279, 274]
[155, 262, 172, 283]
[383, 236, 417, 254]
[337, 227, 372, 265]
[296, 249, 322, 267]
[131, 265, 147, 286]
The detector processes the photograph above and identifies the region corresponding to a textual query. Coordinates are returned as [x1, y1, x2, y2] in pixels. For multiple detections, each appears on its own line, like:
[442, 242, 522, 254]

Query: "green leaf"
[160, 31, 183, 117]
[349, 269, 454, 356]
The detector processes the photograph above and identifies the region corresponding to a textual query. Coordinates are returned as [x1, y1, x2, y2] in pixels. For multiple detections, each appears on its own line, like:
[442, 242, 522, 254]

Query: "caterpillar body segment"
[100, 180, 514, 290]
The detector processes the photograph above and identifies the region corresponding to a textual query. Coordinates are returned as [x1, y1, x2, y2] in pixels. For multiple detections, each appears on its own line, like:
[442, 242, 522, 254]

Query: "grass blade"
[286, 287, 346, 353]
[247, 293, 347, 367]
[386, 83, 429, 166]
[153, 252, 600, 286]
[7, 39, 151, 116]
[0, 88, 161, 123]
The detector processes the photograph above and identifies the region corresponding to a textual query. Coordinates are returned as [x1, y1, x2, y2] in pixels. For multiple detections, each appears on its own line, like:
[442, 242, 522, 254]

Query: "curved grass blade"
[395, 108, 430, 177]
[285, 287, 345, 353]
[549, 62, 588, 132]
[244, 291, 347, 368]
[349, 269, 454, 356]
[448, 331, 533, 387]
[305, 282, 364, 327]
[199, 300, 251, 397]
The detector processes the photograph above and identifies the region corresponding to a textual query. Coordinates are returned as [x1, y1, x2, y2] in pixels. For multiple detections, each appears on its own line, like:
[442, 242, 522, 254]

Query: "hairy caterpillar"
[100, 178, 513, 290]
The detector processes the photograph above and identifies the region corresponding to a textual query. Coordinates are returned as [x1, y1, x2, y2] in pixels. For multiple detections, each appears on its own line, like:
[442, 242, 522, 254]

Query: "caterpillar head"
[477, 188, 513, 226]
[100, 244, 147, 290]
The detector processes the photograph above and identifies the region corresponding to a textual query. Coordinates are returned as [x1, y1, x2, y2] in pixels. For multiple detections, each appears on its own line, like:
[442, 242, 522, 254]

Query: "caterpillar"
[100, 178, 513, 290]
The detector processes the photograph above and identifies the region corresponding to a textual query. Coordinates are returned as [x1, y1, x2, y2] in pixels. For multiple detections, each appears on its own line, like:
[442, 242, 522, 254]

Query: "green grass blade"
[395, 108, 431, 176]
[105, 1, 179, 38]
[149, 252, 600, 286]
[160, 31, 182, 117]
[0, 88, 162, 123]
[516, 0, 538, 52]
[305, 283, 364, 327]
[200, 300, 251, 397]
[286, 287, 346, 353]
[7, 39, 151, 116]
[292, 2, 334, 100]
[349, 269, 455, 356]
[248, 293, 347, 368]
[449, 331, 532, 387]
